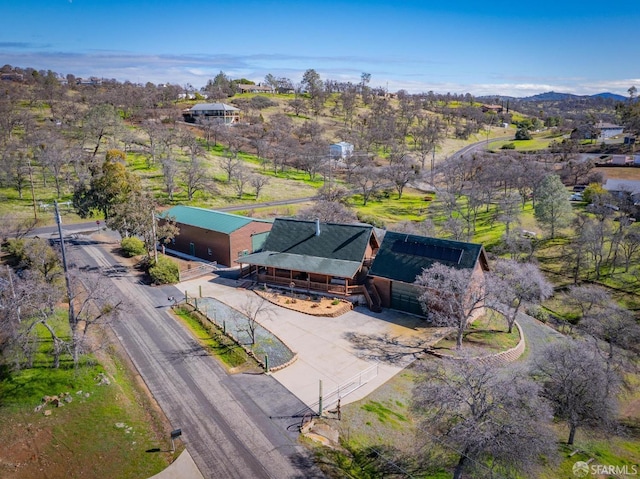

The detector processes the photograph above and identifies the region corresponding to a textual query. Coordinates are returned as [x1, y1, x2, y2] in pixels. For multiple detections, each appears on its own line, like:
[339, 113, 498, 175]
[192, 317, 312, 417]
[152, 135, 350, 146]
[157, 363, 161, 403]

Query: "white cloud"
[1, 49, 636, 98]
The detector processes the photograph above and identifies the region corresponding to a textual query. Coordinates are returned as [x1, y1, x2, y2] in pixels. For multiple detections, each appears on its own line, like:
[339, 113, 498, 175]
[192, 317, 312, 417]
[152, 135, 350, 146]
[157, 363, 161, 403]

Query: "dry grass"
[598, 166, 640, 180]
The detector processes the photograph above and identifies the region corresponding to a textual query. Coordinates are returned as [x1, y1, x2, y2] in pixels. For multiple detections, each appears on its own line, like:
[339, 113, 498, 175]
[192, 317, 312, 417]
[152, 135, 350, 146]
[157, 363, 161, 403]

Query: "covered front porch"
[240, 263, 363, 296]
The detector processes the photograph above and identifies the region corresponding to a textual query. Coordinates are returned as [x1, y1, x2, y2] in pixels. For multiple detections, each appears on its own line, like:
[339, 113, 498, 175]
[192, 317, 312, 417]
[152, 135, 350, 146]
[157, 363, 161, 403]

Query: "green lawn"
[172, 304, 258, 371]
[488, 130, 565, 151]
[0, 313, 171, 478]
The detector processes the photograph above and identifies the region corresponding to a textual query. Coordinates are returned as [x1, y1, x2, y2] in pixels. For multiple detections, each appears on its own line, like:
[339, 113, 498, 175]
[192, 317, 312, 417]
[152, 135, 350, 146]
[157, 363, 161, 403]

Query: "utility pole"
[28, 159, 37, 220]
[54, 201, 75, 325]
[151, 210, 158, 264]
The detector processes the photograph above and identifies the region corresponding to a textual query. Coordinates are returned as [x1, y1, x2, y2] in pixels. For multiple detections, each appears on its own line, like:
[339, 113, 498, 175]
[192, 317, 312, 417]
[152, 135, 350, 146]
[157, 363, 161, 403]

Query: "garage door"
[390, 282, 424, 316]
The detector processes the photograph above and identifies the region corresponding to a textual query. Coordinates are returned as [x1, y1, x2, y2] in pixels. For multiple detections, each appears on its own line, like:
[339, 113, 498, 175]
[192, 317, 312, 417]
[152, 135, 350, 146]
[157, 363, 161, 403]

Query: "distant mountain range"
[478, 91, 629, 102]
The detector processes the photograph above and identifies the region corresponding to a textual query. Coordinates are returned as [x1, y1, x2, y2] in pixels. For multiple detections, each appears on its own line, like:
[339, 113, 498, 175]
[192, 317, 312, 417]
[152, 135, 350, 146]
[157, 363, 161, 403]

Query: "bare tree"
[250, 174, 269, 201]
[413, 360, 554, 479]
[233, 164, 250, 198]
[384, 156, 418, 199]
[67, 271, 125, 365]
[220, 153, 241, 183]
[566, 284, 640, 360]
[619, 226, 640, 272]
[495, 191, 522, 237]
[297, 200, 358, 223]
[350, 165, 385, 206]
[161, 157, 179, 201]
[181, 157, 211, 201]
[415, 263, 486, 349]
[238, 296, 272, 346]
[534, 340, 620, 445]
[489, 259, 553, 333]
[0, 270, 66, 368]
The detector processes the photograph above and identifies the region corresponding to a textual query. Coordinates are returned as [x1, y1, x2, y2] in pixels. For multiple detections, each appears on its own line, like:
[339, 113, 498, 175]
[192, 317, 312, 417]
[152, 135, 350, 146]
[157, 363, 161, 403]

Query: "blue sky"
[1, 0, 638, 97]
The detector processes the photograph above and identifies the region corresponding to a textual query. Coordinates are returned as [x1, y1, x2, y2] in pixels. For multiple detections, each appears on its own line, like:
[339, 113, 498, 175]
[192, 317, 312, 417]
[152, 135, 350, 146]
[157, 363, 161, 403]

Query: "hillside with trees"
[1, 63, 640, 478]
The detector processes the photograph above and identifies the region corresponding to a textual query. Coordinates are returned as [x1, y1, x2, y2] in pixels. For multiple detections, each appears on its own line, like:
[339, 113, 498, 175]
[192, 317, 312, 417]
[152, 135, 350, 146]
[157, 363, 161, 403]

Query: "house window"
[207, 248, 212, 256]
[237, 249, 249, 257]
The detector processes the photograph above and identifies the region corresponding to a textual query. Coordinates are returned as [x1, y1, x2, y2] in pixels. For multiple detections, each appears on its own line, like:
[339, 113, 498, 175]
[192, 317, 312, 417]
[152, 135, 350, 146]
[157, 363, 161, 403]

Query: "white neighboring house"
[182, 103, 240, 125]
[604, 178, 640, 205]
[597, 121, 624, 140]
[329, 141, 354, 160]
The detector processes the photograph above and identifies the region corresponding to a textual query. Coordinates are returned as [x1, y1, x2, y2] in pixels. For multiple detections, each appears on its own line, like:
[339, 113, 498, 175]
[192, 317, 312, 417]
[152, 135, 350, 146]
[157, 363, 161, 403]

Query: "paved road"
[67, 236, 322, 479]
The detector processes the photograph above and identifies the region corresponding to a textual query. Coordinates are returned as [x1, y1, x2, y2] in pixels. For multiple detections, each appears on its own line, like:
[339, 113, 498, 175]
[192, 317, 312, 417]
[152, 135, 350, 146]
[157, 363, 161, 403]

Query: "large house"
[235, 218, 488, 318]
[368, 232, 489, 316]
[236, 218, 379, 296]
[160, 206, 272, 267]
[596, 121, 624, 140]
[182, 103, 240, 125]
[236, 84, 275, 94]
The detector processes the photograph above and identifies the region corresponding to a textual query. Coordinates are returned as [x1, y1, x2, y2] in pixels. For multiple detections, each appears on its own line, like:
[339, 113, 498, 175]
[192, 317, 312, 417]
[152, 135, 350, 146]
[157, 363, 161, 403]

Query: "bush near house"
[120, 237, 146, 257]
[148, 255, 179, 284]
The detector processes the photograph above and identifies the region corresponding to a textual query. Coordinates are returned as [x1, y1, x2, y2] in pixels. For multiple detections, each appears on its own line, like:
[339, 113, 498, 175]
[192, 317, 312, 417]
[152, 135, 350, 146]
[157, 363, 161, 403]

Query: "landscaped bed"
[254, 289, 354, 317]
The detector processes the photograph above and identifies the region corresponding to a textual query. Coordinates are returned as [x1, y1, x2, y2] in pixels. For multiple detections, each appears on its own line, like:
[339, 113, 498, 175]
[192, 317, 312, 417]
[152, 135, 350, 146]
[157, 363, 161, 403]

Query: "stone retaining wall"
[431, 321, 526, 365]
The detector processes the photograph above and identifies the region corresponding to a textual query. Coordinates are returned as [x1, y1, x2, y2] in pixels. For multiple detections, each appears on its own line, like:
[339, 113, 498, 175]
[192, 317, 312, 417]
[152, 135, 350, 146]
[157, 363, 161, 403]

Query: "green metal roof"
[236, 218, 374, 278]
[162, 205, 272, 234]
[369, 231, 486, 284]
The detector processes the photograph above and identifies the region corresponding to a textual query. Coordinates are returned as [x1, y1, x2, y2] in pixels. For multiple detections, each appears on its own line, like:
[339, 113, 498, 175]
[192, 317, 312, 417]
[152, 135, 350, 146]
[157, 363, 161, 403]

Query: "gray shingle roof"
[188, 103, 239, 112]
[369, 231, 487, 284]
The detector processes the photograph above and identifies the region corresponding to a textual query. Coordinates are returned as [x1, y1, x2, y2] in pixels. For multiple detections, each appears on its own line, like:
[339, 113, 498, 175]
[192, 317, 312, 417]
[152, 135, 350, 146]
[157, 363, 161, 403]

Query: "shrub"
[120, 237, 146, 257]
[357, 213, 386, 228]
[525, 305, 549, 323]
[501, 142, 516, 149]
[582, 182, 607, 204]
[515, 128, 532, 140]
[148, 256, 179, 285]
[3, 238, 26, 262]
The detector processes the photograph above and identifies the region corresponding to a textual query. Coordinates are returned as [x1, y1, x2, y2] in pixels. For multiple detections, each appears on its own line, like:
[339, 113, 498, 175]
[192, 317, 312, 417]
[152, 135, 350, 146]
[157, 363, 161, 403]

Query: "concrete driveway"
[178, 275, 446, 408]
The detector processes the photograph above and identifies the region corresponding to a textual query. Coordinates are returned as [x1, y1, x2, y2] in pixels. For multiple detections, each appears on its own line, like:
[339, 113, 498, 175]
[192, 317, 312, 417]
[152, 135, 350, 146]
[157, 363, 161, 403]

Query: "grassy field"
[488, 130, 565, 151]
[317, 349, 640, 479]
[432, 310, 520, 355]
[0, 313, 173, 478]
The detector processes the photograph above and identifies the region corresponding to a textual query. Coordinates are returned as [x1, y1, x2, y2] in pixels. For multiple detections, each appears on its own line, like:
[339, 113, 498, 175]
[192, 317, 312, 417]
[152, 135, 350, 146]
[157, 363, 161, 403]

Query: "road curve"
[70, 238, 321, 479]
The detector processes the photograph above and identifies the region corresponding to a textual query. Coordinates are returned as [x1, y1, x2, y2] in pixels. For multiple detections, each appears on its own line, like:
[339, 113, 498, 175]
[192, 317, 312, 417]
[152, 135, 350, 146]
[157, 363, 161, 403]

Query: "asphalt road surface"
[67, 235, 322, 479]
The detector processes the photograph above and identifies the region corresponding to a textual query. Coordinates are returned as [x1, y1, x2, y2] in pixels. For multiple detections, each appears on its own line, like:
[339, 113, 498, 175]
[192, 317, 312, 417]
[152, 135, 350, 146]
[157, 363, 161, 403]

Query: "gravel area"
[188, 296, 295, 368]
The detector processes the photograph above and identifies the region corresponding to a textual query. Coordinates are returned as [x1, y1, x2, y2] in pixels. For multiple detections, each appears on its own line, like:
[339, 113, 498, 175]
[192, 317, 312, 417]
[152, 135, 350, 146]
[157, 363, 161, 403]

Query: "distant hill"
[591, 92, 628, 101]
[477, 91, 628, 102]
[522, 91, 627, 102]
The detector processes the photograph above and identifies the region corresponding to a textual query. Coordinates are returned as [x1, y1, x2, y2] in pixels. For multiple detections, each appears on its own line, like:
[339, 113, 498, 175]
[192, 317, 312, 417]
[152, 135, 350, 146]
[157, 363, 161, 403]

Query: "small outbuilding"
[329, 141, 354, 160]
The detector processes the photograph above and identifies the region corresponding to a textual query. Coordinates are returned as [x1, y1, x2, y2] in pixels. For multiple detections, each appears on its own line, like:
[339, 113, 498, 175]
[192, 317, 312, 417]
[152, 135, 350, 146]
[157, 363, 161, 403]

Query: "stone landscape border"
[430, 321, 525, 365]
